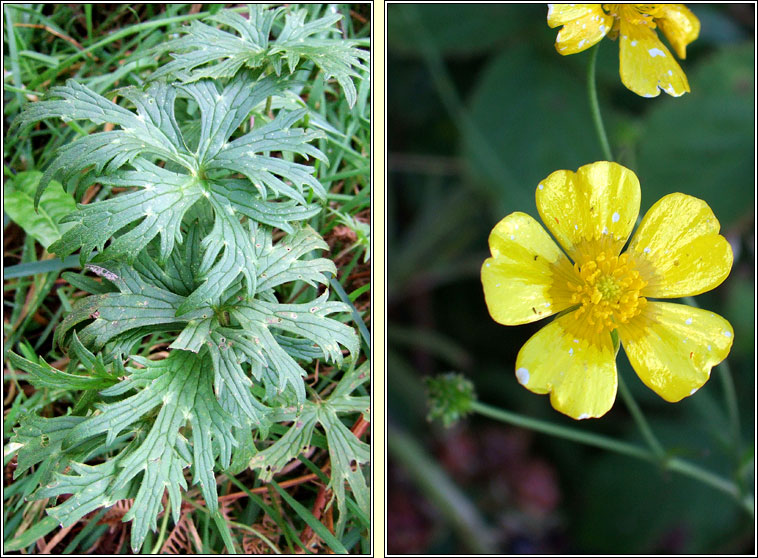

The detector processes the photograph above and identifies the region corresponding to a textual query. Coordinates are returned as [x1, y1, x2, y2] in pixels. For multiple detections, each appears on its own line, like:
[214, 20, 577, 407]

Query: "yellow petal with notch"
[619, 301, 733, 402]
[536, 161, 640, 264]
[515, 311, 617, 419]
[482, 212, 575, 325]
[618, 17, 690, 97]
[654, 4, 700, 59]
[627, 193, 733, 298]
[548, 4, 613, 55]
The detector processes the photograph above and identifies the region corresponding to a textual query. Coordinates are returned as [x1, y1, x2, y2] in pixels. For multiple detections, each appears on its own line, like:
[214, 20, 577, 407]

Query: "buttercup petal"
[548, 4, 613, 55]
[537, 161, 640, 264]
[627, 193, 733, 298]
[482, 212, 575, 325]
[515, 312, 617, 419]
[654, 4, 700, 59]
[618, 17, 690, 97]
[619, 302, 733, 402]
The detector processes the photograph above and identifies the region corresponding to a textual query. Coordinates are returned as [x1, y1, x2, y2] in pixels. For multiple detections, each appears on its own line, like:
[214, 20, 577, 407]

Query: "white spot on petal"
[612, 212, 620, 223]
[510, 235, 515, 240]
[685, 318, 693, 325]
[643, 247, 651, 254]
[631, 40, 638, 47]
[538, 183, 544, 190]
[723, 331, 732, 337]
[578, 413, 590, 420]
[516, 367, 530, 385]
[569, 348, 574, 356]
[648, 48, 666, 58]
[668, 70, 673, 76]
[573, 339, 579, 343]
[690, 388, 698, 395]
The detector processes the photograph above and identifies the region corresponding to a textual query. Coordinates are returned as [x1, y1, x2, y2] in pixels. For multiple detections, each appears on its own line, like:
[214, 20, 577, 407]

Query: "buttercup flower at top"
[481, 161, 733, 419]
[547, 4, 700, 97]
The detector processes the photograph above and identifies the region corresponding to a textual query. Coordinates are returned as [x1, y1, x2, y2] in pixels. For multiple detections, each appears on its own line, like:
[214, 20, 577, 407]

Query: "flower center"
[568, 252, 647, 334]
[604, 4, 658, 27]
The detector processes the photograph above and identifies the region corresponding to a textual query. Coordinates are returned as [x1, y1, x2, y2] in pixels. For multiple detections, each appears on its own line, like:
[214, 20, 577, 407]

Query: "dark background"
[387, 4, 755, 554]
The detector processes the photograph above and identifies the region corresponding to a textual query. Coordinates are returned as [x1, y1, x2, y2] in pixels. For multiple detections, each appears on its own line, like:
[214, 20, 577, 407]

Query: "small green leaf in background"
[464, 43, 601, 218]
[4, 170, 76, 249]
[636, 42, 754, 225]
[388, 4, 533, 57]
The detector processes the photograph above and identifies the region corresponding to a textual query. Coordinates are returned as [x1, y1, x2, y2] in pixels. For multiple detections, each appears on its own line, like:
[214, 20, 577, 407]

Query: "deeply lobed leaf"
[150, 5, 369, 107]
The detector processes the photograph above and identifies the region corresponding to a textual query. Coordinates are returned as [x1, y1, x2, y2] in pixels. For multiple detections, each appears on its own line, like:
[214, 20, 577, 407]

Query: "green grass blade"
[3, 255, 81, 278]
[270, 480, 349, 554]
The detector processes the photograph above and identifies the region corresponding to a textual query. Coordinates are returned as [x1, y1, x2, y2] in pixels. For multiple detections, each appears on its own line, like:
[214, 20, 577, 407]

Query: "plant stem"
[587, 44, 613, 161]
[617, 374, 666, 459]
[472, 401, 654, 461]
[472, 401, 753, 517]
[388, 422, 498, 553]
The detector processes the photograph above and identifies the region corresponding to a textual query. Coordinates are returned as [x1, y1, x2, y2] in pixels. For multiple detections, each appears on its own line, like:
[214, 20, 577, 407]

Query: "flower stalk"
[472, 401, 753, 517]
[587, 44, 613, 161]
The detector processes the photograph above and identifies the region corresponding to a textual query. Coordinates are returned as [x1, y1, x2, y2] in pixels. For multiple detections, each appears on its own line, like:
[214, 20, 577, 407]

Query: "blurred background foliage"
[387, 4, 754, 554]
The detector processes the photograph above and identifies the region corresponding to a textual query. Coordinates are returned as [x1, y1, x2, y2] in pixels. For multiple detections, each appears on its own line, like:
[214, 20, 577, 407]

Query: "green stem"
[388, 423, 498, 553]
[473, 401, 654, 461]
[587, 44, 613, 161]
[150, 504, 171, 553]
[472, 401, 753, 517]
[617, 374, 666, 459]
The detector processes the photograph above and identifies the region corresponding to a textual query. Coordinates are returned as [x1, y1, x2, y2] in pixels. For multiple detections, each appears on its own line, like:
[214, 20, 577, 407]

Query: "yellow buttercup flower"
[481, 161, 733, 419]
[547, 4, 700, 97]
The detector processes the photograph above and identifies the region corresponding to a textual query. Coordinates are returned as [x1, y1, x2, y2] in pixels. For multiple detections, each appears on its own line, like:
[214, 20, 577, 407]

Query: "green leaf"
[249, 411, 319, 481]
[45, 351, 239, 551]
[56, 227, 355, 404]
[3, 171, 77, 249]
[3, 515, 60, 552]
[250, 360, 370, 517]
[464, 43, 600, 218]
[14, 73, 328, 291]
[151, 5, 369, 107]
[635, 42, 754, 226]
[388, 4, 531, 57]
[37, 460, 123, 530]
[12, 414, 87, 479]
[6, 351, 115, 391]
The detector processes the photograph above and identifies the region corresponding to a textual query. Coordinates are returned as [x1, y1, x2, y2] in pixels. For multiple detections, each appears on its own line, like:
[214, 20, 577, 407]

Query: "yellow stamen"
[568, 252, 647, 334]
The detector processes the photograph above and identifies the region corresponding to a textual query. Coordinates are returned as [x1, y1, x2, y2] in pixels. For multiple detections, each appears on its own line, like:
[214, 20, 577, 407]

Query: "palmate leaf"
[249, 360, 370, 516]
[150, 5, 369, 107]
[12, 72, 327, 311]
[55, 225, 356, 408]
[35, 351, 236, 551]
